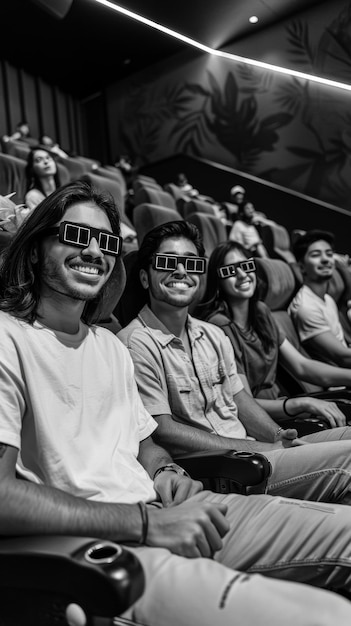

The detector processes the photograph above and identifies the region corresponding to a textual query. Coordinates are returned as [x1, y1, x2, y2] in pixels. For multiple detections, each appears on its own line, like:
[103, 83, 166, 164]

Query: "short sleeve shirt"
[288, 285, 346, 345]
[207, 302, 285, 399]
[118, 305, 246, 439]
[0, 311, 158, 504]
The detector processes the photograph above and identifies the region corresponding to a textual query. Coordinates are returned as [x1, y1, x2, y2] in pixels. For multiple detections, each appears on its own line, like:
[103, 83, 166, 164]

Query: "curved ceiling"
[0, 0, 327, 97]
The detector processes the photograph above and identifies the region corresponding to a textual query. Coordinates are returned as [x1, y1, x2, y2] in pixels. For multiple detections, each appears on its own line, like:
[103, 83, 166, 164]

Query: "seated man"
[289, 229, 351, 367]
[229, 201, 268, 258]
[118, 220, 351, 507]
[2, 184, 351, 626]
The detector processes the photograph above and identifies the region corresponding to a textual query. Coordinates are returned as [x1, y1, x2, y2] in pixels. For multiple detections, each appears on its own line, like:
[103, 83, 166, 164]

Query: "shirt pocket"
[166, 374, 195, 420]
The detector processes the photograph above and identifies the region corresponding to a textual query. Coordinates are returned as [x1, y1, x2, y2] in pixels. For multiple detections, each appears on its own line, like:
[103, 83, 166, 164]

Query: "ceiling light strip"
[94, 0, 351, 92]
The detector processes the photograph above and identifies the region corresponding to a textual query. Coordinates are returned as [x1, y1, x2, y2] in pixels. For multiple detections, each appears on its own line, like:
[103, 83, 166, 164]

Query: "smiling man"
[4, 197, 351, 624]
[118, 220, 351, 505]
[289, 229, 351, 367]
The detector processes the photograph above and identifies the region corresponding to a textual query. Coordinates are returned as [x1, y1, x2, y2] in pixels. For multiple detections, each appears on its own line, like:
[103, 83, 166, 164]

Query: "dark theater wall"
[0, 60, 83, 155]
[106, 0, 351, 213]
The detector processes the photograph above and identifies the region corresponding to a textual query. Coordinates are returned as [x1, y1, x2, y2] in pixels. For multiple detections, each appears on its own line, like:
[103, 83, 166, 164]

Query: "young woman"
[25, 147, 61, 210]
[196, 240, 351, 426]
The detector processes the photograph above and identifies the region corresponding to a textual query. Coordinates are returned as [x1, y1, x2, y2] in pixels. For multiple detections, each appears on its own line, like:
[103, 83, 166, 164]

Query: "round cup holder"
[84, 542, 123, 564]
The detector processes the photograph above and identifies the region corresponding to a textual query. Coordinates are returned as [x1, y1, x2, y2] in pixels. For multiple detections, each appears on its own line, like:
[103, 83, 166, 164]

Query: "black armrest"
[0, 535, 144, 625]
[278, 415, 330, 435]
[176, 449, 272, 495]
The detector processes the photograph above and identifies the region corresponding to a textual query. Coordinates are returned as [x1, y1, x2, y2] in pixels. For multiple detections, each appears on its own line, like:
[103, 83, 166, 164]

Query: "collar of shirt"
[137, 304, 203, 348]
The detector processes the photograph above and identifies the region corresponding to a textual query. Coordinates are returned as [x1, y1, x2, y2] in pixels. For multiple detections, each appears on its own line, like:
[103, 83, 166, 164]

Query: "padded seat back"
[57, 156, 87, 180]
[0, 153, 27, 204]
[186, 212, 226, 258]
[183, 199, 216, 219]
[255, 257, 321, 394]
[259, 222, 296, 263]
[255, 257, 297, 311]
[83, 172, 132, 228]
[134, 186, 176, 210]
[133, 203, 182, 245]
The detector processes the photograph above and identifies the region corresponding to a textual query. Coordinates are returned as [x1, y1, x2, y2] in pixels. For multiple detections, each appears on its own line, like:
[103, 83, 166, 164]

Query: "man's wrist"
[153, 462, 190, 480]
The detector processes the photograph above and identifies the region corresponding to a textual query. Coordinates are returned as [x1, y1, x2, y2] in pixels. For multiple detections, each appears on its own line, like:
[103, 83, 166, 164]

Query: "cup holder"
[232, 451, 254, 458]
[84, 542, 123, 564]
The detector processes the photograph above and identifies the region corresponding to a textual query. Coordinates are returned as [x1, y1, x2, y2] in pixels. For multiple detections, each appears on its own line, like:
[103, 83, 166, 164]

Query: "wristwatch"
[153, 462, 190, 480]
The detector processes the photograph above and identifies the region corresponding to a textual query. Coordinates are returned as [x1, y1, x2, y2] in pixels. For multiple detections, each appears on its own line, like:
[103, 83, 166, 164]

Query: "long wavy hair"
[196, 240, 274, 351]
[0, 179, 121, 325]
[25, 147, 61, 195]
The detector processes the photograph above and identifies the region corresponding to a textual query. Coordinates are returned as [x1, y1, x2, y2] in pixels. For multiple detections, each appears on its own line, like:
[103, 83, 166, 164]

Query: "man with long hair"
[2, 193, 351, 625]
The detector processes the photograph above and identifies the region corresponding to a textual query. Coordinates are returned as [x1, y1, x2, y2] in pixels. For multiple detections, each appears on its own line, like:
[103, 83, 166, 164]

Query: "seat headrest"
[255, 258, 297, 311]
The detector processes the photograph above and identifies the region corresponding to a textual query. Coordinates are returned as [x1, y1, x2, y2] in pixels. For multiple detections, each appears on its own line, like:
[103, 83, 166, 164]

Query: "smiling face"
[140, 236, 201, 311]
[32, 149, 57, 178]
[37, 201, 116, 305]
[219, 248, 257, 303]
[300, 239, 335, 283]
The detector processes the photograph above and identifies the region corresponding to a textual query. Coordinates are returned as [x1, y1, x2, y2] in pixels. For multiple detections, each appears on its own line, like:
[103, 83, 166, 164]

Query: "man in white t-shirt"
[289, 229, 351, 367]
[1, 182, 351, 626]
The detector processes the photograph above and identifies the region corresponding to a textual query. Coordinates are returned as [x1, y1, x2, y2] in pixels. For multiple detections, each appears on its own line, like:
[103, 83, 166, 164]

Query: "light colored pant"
[265, 426, 351, 503]
[123, 490, 351, 625]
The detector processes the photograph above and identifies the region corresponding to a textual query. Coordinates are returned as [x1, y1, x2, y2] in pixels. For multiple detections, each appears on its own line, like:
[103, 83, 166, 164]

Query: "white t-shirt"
[229, 220, 261, 250]
[288, 284, 346, 345]
[0, 311, 158, 503]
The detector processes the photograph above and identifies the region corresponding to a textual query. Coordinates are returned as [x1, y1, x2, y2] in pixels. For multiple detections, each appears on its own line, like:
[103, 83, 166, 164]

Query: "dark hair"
[117, 220, 205, 324]
[25, 147, 61, 195]
[0, 179, 121, 325]
[292, 229, 335, 262]
[138, 220, 205, 272]
[196, 240, 274, 351]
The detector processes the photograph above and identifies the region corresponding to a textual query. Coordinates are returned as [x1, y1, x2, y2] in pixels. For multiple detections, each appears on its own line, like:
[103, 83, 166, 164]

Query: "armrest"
[295, 391, 351, 425]
[0, 535, 144, 625]
[176, 449, 272, 495]
[279, 415, 330, 436]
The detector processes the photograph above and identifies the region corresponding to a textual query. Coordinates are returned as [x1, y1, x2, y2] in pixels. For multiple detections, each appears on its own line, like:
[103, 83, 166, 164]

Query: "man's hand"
[147, 491, 229, 558]
[275, 428, 299, 448]
[154, 471, 203, 507]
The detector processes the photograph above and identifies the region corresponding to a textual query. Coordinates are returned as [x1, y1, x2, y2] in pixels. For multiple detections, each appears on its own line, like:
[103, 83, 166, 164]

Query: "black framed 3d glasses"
[153, 254, 207, 274]
[217, 258, 256, 279]
[45, 221, 123, 257]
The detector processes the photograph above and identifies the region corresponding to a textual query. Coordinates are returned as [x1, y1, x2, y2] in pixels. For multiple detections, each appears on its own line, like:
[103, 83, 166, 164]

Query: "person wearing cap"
[288, 229, 351, 367]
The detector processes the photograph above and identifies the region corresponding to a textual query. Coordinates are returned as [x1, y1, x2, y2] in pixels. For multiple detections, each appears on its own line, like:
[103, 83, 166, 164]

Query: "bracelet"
[137, 501, 149, 545]
[153, 463, 190, 480]
[283, 398, 295, 417]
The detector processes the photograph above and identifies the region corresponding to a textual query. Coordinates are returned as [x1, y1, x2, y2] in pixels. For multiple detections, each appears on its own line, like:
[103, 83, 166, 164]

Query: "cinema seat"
[133, 203, 182, 245]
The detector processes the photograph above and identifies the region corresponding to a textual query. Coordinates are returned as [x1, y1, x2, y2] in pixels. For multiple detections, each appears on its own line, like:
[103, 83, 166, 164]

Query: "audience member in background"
[118, 220, 351, 505]
[196, 240, 351, 423]
[25, 147, 61, 211]
[222, 184, 246, 226]
[2, 183, 351, 625]
[176, 172, 200, 199]
[2, 120, 32, 144]
[229, 201, 268, 258]
[114, 154, 138, 190]
[175, 172, 223, 219]
[40, 134, 69, 159]
[289, 229, 351, 367]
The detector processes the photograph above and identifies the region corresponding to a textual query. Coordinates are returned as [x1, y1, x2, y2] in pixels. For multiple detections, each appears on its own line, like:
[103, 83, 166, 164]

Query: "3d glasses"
[153, 254, 207, 274]
[45, 221, 123, 257]
[217, 258, 256, 279]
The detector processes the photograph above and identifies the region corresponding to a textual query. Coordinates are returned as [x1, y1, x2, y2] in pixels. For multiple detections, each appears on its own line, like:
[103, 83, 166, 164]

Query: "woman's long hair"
[197, 240, 274, 351]
[25, 147, 61, 194]
[0, 179, 121, 325]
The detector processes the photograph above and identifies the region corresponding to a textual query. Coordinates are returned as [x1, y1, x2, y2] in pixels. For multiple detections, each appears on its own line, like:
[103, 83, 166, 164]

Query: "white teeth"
[168, 281, 190, 290]
[71, 265, 99, 275]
